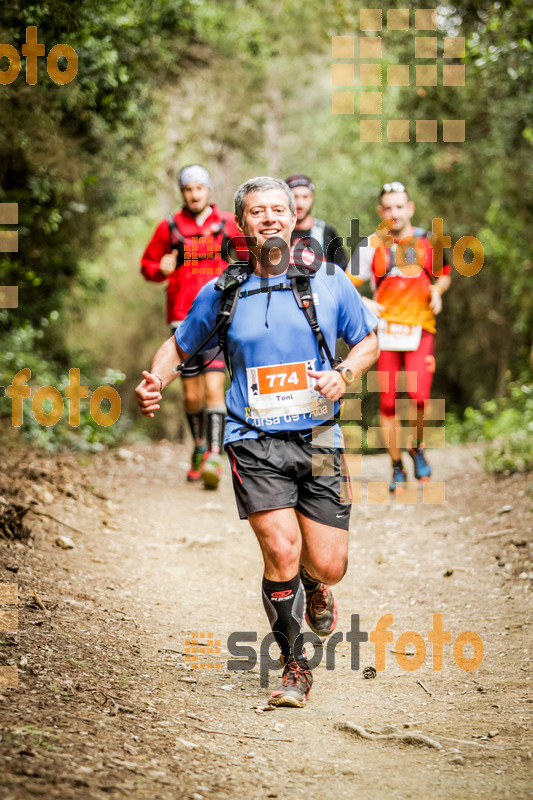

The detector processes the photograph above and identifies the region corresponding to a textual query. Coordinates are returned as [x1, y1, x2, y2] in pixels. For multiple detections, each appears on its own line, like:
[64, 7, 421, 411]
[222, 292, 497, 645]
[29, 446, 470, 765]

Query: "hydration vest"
[375, 226, 436, 288]
[167, 214, 230, 262]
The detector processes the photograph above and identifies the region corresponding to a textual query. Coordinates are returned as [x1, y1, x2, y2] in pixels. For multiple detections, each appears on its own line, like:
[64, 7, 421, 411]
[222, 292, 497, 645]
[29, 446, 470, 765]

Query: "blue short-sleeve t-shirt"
[175, 264, 377, 445]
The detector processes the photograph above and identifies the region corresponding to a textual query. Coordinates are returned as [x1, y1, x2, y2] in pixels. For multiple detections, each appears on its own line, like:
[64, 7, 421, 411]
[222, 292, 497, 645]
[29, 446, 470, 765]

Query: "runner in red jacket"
[141, 164, 241, 488]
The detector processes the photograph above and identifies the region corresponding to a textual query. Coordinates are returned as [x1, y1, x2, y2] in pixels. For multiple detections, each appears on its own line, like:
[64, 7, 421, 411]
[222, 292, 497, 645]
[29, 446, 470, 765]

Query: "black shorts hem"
[201, 362, 226, 374]
[294, 505, 350, 531]
[236, 501, 296, 520]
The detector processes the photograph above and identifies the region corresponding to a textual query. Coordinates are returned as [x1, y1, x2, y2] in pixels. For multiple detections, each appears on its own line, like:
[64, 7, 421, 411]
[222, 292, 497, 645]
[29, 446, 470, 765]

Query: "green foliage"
[483, 430, 533, 476]
[446, 382, 533, 473]
[0, 318, 130, 451]
[0, 0, 210, 368]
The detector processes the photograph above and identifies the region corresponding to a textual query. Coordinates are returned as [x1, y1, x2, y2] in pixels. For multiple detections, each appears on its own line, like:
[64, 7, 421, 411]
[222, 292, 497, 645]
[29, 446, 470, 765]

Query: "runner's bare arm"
[429, 274, 451, 315]
[362, 297, 385, 317]
[308, 330, 379, 401]
[135, 336, 188, 417]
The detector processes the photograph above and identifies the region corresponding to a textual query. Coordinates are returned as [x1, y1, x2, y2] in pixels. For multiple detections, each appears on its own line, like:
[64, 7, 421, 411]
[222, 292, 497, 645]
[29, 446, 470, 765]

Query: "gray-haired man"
[137, 177, 379, 706]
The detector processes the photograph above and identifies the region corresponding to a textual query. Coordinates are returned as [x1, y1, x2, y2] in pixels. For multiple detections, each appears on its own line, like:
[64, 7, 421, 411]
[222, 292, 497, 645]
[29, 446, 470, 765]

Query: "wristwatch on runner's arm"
[334, 366, 355, 385]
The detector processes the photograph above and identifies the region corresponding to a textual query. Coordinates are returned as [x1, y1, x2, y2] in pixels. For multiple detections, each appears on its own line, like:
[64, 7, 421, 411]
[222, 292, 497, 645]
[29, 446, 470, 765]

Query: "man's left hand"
[308, 368, 345, 401]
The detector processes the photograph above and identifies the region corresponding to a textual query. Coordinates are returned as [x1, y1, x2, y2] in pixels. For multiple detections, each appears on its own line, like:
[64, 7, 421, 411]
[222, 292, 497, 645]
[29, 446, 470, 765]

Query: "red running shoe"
[268, 658, 313, 708]
[187, 444, 208, 482]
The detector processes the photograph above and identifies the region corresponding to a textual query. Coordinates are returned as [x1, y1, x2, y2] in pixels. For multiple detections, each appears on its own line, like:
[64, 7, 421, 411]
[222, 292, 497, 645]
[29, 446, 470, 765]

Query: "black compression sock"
[186, 409, 205, 446]
[262, 574, 305, 662]
[206, 408, 225, 455]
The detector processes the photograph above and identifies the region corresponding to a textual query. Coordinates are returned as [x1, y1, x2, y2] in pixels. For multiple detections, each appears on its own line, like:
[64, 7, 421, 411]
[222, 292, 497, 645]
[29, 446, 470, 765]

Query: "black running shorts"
[226, 438, 351, 530]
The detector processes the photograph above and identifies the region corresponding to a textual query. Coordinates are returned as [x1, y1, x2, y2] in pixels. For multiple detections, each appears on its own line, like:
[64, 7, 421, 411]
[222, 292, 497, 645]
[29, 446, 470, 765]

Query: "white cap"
[178, 164, 212, 190]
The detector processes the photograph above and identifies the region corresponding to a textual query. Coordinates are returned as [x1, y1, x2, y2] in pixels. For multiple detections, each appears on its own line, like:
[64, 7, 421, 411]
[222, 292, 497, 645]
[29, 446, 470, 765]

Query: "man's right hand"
[160, 249, 178, 276]
[135, 371, 162, 417]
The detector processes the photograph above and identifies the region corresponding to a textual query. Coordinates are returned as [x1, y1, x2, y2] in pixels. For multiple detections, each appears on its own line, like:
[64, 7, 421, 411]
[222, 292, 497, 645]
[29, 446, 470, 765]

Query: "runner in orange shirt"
[348, 182, 451, 492]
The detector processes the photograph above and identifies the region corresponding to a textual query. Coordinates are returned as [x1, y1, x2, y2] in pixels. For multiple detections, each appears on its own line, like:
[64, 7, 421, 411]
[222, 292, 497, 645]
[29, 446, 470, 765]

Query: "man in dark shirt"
[285, 174, 348, 270]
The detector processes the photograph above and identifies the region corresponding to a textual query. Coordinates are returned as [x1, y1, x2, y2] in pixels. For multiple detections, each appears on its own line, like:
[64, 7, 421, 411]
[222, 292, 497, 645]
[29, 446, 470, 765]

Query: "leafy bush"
[483, 429, 533, 475]
[446, 382, 533, 474]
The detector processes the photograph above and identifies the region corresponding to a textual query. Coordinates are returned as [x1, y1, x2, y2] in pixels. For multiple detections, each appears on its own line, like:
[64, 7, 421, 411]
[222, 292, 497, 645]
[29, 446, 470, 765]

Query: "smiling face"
[235, 188, 297, 275]
[378, 191, 415, 238]
[236, 188, 296, 253]
[181, 182, 211, 215]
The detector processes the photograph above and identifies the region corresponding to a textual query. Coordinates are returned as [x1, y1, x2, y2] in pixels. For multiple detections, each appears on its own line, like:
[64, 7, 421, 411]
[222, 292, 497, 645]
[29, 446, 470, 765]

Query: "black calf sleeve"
[186, 409, 205, 446]
[206, 409, 225, 454]
[262, 574, 305, 661]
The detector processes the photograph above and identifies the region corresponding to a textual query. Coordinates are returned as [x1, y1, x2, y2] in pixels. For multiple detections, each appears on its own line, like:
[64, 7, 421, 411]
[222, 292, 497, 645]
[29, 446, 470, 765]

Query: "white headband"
[178, 165, 212, 190]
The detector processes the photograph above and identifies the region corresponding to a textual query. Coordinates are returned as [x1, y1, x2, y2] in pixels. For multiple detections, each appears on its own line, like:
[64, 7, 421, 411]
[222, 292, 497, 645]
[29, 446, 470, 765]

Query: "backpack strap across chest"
[309, 218, 326, 248]
[167, 214, 185, 248]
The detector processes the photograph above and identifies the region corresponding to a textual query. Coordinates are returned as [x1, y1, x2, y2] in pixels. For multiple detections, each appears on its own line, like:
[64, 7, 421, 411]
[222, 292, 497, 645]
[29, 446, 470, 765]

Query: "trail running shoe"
[408, 444, 432, 481]
[187, 444, 208, 482]
[201, 452, 223, 490]
[305, 582, 338, 638]
[389, 462, 407, 493]
[268, 658, 313, 708]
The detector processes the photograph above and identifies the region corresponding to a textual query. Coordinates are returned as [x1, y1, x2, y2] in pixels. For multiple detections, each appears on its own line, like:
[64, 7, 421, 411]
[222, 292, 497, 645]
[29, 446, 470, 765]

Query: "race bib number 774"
[247, 360, 317, 419]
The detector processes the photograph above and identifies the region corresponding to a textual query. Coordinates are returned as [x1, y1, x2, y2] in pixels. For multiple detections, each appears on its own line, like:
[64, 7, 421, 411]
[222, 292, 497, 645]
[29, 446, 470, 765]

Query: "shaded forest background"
[0, 0, 532, 457]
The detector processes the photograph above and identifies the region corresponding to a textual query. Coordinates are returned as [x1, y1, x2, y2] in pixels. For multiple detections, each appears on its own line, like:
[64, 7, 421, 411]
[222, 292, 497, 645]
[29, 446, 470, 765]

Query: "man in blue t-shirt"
[136, 177, 379, 708]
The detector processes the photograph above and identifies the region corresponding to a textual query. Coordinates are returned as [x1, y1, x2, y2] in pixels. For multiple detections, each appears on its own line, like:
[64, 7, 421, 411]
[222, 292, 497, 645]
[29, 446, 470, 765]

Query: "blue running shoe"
[408, 444, 432, 481]
[389, 461, 407, 493]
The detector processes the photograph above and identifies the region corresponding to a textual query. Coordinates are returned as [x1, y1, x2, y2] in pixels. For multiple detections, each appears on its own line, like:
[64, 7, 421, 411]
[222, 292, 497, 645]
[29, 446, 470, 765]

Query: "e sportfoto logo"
[0, 27, 78, 85]
[186, 613, 484, 687]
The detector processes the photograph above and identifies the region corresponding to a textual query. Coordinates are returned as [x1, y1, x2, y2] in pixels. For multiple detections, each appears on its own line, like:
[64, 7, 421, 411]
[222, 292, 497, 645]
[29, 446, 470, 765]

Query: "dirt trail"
[1, 441, 532, 799]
